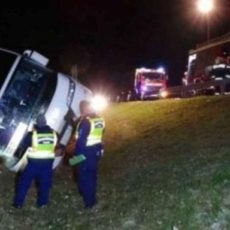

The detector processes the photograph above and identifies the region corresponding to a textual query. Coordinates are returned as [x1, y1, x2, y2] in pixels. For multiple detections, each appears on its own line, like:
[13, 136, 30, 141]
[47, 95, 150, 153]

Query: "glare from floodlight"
[160, 90, 168, 98]
[197, 0, 214, 14]
[91, 95, 108, 112]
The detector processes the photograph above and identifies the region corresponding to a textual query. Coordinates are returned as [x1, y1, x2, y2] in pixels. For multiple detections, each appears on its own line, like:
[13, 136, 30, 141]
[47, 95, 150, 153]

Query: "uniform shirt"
[75, 117, 91, 155]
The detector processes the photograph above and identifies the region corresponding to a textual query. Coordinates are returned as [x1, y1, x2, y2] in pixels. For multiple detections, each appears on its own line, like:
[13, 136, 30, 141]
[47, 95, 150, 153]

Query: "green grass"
[1, 95, 230, 229]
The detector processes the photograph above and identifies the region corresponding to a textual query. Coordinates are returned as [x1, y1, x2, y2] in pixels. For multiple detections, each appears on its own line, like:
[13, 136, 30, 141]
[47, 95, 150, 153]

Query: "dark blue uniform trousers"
[14, 159, 53, 207]
[78, 146, 100, 208]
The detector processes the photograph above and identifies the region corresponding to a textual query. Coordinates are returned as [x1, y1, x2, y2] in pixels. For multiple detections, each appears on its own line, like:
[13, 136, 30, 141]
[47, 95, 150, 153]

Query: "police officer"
[13, 114, 57, 208]
[69, 100, 105, 209]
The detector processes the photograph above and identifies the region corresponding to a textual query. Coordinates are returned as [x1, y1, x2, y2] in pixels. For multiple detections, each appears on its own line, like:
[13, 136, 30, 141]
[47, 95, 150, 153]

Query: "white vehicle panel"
[70, 80, 93, 116]
[45, 73, 69, 132]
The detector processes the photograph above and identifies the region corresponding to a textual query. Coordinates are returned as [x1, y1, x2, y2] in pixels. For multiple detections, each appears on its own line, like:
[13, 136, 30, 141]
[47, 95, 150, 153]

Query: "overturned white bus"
[0, 49, 92, 172]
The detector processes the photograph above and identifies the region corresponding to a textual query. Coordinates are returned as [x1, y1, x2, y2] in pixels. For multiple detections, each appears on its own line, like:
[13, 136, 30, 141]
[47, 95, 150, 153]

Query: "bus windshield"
[0, 57, 57, 160]
[0, 52, 17, 90]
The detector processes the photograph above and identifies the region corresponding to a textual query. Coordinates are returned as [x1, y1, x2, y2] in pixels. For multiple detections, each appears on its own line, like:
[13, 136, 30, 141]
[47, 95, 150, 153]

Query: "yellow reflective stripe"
[53, 131, 57, 146]
[75, 118, 83, 139]
[27, 151, 55, 159]
[86, 139, 102, 146]
[32, 130, 38, 149]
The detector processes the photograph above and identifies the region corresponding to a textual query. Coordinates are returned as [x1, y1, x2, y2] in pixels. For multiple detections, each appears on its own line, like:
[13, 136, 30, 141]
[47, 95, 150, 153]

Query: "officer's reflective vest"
[27, 130, 57, 159]
[76, 116, 105, 147]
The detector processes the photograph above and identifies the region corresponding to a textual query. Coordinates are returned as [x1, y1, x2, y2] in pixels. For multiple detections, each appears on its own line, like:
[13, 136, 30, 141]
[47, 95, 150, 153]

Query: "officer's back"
[13, 114, 57, 208]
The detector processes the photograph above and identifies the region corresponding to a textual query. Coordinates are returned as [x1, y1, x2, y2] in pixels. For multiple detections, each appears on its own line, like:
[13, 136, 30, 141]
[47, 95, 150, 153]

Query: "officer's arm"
[74, 119, 90, 155]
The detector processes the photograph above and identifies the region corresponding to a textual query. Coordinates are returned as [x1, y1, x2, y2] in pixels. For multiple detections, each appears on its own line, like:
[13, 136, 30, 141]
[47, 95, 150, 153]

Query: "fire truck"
[185, 32, 230, 86]
[146, 33, 230, 99]
[134, 67, 168, 99]
[0, 48, 92, 172]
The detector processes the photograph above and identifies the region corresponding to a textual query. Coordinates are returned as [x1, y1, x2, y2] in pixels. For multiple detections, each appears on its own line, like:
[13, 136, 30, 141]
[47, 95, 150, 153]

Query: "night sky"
[0, 0, 229, 94]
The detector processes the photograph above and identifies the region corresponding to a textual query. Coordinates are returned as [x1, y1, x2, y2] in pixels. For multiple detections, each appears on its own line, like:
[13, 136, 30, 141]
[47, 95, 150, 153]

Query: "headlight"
[90, 95, 108, 112]
[160, 90, 168, 98]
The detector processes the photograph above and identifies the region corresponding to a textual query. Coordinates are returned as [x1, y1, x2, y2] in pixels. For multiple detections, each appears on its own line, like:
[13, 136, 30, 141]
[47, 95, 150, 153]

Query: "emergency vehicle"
[134, 67, 168, 99]
[185, 32, 230, 85]
[0, 48, 92, 172]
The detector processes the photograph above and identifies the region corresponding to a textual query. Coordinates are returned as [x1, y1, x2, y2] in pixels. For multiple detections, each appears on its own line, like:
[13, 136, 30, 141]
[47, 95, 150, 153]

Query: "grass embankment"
[1, 96, 230, 229]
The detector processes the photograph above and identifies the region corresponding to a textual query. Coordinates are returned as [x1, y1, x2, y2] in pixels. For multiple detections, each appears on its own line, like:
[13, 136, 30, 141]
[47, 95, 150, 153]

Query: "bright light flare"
[156, 67, 165, 74]
[160, 90, 169, 99]
[141, 85, 148, 92]
[91, 95, 108, 112]
[197, 0, 214, 14]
